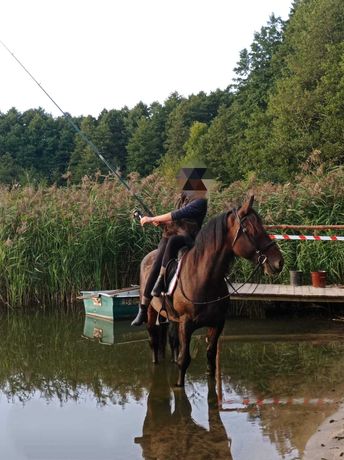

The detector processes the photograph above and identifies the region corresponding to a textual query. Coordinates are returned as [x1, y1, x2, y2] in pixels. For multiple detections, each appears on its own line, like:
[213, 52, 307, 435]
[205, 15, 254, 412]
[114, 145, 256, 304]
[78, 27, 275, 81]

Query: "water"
[1, 313, 344, 460]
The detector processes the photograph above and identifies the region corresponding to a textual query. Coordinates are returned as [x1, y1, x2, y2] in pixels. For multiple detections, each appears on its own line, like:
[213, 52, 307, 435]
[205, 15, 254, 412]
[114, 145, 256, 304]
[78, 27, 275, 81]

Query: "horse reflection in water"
[135, 365, 233, 459]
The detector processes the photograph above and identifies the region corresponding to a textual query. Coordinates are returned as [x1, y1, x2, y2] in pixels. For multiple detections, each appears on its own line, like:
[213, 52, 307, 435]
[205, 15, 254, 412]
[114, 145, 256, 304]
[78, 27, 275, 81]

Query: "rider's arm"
[140, 212, 172, 226]
[140, 198, 207, 227]
[170, 198, 207, 222]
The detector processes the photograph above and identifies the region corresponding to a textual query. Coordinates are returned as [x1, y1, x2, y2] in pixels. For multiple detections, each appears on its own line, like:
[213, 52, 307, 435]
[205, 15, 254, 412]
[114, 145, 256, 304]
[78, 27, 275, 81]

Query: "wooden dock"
[227, 283, 344, 303]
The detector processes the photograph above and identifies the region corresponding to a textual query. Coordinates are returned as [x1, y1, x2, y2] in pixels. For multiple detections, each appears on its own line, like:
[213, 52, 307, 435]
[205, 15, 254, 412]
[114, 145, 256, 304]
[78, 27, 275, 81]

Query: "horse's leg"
[176, 318, 194, 387]
[147, 306, 160, 364]
[158, 322, 168, 361]
[206, 320, 225, 377]
[168, 321, 180, 363]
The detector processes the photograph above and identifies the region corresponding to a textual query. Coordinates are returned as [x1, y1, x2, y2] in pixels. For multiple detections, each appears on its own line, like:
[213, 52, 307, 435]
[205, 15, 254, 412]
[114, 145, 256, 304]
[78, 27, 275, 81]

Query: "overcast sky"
[0, 0, 293, 118]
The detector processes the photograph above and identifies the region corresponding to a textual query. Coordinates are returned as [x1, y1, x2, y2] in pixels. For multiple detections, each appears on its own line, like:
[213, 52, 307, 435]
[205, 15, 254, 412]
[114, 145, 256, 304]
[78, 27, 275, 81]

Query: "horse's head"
[227, 196, 284, 275]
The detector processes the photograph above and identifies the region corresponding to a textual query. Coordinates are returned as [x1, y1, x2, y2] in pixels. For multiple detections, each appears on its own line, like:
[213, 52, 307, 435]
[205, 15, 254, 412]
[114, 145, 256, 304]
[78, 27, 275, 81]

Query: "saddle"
[153, 247, 188, 324]
[164, 247, 188, 297]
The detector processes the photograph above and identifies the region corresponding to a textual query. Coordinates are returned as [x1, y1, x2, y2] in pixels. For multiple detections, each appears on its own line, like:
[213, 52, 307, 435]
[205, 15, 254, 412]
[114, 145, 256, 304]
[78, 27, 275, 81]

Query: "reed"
[0, 165, 342, 310]
[221, 166, 344, 287]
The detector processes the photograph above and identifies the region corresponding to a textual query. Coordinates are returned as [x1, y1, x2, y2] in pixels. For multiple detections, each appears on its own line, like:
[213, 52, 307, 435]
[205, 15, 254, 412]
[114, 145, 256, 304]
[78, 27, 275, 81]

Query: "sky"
[0, 0, 293, 118]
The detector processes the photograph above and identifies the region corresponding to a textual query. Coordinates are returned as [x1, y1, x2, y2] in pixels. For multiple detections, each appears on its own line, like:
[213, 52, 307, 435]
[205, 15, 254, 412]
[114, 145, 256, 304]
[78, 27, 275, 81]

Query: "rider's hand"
[140, 216, 153, 226]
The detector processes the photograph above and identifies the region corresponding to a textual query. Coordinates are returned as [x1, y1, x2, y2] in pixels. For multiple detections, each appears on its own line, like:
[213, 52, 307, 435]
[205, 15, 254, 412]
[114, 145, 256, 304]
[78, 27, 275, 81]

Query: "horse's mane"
[191, 207, 263, 264]
[192, 211, 229, 260]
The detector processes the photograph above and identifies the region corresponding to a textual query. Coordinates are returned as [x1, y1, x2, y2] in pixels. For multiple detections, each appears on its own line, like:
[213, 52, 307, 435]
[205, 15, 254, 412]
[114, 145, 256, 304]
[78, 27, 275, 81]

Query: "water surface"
[1, 313, 344, 459]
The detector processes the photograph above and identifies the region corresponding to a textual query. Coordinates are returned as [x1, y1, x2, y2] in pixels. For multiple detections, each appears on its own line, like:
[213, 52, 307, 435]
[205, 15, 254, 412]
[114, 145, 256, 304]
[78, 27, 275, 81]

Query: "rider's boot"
[151, 271, 165, 297]
[131, 304, 148, 326]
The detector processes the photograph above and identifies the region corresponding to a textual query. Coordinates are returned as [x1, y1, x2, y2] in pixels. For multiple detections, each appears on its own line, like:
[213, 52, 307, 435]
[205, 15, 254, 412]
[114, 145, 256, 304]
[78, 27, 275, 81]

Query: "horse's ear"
[238, 195, 254, 217]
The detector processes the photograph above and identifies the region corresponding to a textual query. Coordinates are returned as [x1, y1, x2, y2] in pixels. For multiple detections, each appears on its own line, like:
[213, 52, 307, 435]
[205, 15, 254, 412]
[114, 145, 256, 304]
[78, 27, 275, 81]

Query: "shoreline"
[303, 403, 344, 460]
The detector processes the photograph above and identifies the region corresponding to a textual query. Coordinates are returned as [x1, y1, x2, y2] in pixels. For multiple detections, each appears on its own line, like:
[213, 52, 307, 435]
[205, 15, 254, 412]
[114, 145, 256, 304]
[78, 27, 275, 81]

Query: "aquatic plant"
[0, 165, 342, 310]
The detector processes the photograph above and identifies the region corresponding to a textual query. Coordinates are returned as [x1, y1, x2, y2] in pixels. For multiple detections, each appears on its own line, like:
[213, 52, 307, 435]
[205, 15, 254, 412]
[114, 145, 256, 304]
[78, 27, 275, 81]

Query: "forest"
[0, 0, 343, 187]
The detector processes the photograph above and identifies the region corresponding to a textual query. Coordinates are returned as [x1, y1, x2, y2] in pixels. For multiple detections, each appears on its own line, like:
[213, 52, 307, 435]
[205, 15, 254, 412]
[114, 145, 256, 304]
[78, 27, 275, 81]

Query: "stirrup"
[155, 303, 169, 325]
[155, 312, 169, 326]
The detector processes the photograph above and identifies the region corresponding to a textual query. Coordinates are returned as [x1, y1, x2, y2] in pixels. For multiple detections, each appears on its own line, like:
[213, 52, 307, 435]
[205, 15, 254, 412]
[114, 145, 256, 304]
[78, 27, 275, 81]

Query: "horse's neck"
[184, 245, 232, 288]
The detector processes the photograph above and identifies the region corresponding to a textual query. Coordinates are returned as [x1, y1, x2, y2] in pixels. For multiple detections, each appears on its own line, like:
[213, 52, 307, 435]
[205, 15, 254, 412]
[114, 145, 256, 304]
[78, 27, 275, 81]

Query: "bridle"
[231, 208, 277, 267]
[178, 208, 277, 305]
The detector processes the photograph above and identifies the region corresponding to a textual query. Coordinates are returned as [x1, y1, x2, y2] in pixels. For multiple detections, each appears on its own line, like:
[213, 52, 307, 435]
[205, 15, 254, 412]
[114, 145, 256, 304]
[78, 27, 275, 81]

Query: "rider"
[131, 179, 208, 326]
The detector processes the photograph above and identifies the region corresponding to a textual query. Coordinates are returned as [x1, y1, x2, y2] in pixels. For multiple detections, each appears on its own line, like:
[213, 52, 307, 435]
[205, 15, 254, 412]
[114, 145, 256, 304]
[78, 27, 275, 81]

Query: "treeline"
[1, 0, 343, 186]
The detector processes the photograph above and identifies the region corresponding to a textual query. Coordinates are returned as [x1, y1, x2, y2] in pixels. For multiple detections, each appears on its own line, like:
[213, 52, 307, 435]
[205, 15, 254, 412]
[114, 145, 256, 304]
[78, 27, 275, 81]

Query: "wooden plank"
[247, 283, 259, 295]
[306, 285, 314, 296]
[228, 283, 344, 303]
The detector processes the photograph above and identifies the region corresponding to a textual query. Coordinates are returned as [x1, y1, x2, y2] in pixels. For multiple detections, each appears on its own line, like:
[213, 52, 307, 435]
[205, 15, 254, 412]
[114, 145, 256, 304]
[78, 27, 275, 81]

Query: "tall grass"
[0, 174, 173, 310]
[219, 165, 344, 287]
[0, 164, 343, 310]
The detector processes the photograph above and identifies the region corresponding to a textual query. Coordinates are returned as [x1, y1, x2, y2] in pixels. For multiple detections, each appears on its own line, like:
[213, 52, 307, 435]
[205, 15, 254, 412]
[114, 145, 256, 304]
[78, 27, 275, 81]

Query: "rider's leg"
[151, 235, 193, 297]
[130, 295, 150, 327]
[131, 238, 168, 326]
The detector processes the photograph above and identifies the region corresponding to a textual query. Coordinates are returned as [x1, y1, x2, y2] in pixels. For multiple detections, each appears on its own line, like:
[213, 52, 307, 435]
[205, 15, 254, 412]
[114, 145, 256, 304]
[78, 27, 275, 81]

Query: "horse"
[140, 196, 284, 387]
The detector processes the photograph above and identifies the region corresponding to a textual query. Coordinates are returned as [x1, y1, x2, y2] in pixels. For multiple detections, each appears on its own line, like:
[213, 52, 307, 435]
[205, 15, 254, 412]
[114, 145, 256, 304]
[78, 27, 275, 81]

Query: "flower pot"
[290, 270, 303, 286]
[311, 271, 326, 288]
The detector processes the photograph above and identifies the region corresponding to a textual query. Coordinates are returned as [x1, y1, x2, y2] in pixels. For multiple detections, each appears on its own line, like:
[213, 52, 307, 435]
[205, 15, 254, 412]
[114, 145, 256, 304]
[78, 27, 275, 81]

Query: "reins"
[178, 255, 265, 305]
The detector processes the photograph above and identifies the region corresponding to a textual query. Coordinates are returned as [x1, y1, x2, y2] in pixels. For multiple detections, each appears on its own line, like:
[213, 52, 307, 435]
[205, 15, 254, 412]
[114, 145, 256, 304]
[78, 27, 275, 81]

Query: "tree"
[127, 94, 182, 175]
[183, 122, 208, 165]
[51, 116, 76, 184]
[162, 90, 230, 171]
[265, 0, 344, 180]
[68, 116, 101, 182]
[0, 153, 21, 184]
[97, 109, 129, 171]
[125, 102, 149, 139]
[126, 117, 161, 175]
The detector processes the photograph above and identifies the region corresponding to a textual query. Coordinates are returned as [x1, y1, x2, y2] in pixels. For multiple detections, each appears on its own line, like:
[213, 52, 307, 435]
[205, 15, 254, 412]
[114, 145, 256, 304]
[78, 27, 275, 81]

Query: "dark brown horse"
[140, 196, 284, 386]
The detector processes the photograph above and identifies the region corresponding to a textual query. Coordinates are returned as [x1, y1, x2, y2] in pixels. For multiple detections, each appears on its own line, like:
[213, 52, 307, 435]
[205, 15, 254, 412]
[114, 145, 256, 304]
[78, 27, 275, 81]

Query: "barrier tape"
[220, 397, 335, 407]
[269, 234, 344, 241]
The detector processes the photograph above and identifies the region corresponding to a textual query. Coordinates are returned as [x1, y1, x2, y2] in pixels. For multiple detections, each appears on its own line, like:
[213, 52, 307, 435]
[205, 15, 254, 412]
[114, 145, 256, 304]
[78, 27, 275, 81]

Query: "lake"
[1, 313, 344, 459]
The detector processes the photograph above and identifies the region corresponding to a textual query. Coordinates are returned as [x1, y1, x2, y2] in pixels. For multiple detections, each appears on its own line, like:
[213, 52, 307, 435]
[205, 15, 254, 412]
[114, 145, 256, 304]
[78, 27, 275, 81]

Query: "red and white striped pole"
[269, 234, 344, 241]
[219, 396, 336, 411]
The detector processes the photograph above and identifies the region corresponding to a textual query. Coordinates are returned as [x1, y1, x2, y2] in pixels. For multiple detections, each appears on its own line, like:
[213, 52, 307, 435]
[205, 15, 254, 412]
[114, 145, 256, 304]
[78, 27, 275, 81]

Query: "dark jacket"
[163, 197, 208, 238]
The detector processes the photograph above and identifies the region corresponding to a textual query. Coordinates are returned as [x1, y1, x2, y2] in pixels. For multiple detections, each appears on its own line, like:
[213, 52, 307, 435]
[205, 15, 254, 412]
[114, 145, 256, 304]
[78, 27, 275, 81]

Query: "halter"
[231, 208, 277, 266]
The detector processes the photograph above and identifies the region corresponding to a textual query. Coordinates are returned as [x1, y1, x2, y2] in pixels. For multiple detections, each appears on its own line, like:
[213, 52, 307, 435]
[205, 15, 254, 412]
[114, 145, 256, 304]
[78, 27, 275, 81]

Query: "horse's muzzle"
[263, 257, 284, 275]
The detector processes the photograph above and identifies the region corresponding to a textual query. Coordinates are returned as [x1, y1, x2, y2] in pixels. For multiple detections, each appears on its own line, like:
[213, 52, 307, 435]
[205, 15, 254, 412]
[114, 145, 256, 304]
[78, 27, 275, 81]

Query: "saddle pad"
[166, 248, 188, 296]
